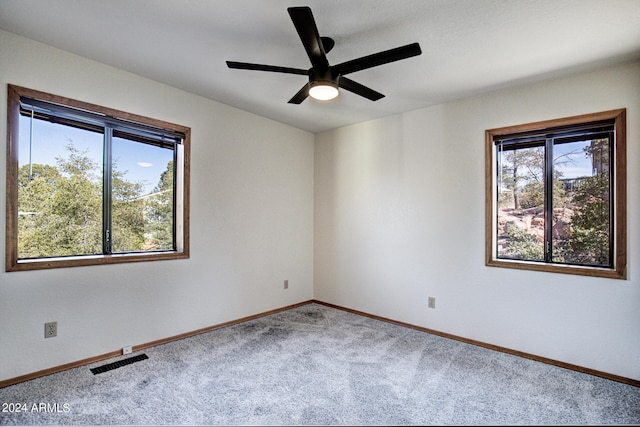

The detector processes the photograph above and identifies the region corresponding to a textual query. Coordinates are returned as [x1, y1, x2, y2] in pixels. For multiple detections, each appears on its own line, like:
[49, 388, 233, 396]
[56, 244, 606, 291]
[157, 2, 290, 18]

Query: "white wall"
[0, 30, 315, 382]
[314, 60, 640, 381]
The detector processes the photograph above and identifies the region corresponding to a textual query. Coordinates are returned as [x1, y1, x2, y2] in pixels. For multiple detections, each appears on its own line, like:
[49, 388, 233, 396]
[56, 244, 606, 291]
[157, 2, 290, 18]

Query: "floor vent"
[90, 353, 149, 375]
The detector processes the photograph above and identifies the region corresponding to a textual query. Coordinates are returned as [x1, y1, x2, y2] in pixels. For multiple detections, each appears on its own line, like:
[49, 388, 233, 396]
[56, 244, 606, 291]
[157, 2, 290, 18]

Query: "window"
[6, 85, 190, 271]
[485, 110, 626, 279]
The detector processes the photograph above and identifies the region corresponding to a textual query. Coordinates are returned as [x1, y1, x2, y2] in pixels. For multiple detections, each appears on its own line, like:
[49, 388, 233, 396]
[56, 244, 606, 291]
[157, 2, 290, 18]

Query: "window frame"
[485, 109, 626, 279]
[6, 84, 190, 271]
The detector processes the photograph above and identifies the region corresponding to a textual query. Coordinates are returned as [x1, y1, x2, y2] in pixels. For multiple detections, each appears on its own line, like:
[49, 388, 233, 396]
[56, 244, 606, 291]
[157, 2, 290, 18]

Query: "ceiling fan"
[226, 6, 422, 104]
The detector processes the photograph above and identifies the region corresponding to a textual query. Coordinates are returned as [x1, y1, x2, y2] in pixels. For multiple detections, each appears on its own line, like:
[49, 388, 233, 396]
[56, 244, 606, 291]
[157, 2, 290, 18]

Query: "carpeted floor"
[1, 302, 639, 425]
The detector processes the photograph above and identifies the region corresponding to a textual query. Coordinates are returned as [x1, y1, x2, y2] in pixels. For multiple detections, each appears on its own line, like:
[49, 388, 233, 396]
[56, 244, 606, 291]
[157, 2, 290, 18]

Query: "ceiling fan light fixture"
[309, 81, 339, 101]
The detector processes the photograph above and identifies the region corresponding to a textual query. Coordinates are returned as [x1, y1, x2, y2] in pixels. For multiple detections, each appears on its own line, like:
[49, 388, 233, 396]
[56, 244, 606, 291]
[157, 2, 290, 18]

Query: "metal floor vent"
[90, 353, 148, 375]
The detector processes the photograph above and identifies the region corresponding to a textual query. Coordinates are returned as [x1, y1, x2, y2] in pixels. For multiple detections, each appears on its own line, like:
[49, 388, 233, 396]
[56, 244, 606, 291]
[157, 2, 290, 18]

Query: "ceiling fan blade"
[288, 84, 309, 104]
[226, 61, 308, 75]
[339, 76, 385, 101]
[335, 42, 422, 75]
[287, 6, 329, 71]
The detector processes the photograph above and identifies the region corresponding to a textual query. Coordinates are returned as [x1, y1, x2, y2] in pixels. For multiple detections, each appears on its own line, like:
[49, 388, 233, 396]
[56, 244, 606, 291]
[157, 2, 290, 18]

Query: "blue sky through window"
[19, 115, 172, 195]
[553, 140, 595, 179]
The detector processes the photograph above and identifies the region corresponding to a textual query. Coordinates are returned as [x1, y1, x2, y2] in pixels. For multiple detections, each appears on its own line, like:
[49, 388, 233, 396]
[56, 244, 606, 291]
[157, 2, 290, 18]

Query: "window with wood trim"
[6, 85, 190, 271]
[485, 110, 626, 279]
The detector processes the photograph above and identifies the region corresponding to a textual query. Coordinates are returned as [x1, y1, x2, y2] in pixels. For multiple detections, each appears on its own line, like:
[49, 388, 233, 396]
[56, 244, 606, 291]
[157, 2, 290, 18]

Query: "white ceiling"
[1, 0, 639, 133]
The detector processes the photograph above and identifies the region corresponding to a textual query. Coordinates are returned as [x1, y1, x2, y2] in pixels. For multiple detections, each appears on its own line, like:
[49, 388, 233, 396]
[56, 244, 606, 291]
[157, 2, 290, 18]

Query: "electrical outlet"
[428, 297, 436, 309]
[44, 321, 57, 338]
[122, 346, 132, 355]
[284, 280, 289, 289]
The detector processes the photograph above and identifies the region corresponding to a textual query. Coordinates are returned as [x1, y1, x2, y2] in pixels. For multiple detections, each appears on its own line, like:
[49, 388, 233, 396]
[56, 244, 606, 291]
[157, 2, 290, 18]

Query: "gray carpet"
[1, 303, 639, 425]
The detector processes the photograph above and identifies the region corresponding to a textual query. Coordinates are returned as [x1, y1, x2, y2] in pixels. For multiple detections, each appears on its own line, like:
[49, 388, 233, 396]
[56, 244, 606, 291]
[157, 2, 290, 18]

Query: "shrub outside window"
[485, 110, 626, 279]
[6, 85, 190, 271]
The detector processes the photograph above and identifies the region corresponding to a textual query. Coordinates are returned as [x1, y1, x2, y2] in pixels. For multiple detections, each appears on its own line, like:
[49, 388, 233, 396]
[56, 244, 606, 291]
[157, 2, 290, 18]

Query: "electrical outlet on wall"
[284, 280, 289, 289]
[44, 321, 57, 338]
[428, 297, 436, 309]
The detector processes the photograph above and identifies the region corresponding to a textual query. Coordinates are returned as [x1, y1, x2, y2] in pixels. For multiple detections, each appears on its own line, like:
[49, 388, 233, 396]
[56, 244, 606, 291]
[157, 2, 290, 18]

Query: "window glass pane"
[18, 114, 103, 258]
[111, 135, 174, 252]
[552, 137, 611, 266]
[496, 144, 545, 261]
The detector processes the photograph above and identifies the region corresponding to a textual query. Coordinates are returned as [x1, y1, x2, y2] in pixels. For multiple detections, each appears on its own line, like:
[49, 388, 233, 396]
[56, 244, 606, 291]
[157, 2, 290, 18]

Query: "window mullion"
[172, 147, 178, 251]
[103, 127, 113, 254]
[544, 138, 554, 263]
[607, 131, 615, 266]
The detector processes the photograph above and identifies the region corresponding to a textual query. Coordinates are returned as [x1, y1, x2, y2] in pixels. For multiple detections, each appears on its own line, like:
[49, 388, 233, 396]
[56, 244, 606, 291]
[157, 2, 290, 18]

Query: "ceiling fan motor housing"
[309, 67, 339, 87]
[308, 68, 339, 100]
